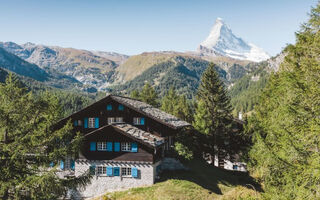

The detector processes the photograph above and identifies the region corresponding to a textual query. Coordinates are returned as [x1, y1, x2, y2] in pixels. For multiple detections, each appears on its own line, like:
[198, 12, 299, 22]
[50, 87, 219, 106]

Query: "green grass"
[103, 159, 261, 200]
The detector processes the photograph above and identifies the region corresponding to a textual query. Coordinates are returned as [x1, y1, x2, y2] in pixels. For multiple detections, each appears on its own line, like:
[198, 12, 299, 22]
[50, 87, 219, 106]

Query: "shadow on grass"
[156, 159, 263, 195]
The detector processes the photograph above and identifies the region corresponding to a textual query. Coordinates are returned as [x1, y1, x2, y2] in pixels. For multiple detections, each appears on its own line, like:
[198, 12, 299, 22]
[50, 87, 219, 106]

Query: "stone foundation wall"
[73, 160, 156, 199]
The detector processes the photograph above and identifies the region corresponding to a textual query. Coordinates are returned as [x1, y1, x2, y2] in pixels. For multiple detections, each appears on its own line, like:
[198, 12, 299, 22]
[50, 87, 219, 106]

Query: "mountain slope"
[0, 47, 49, 81]
[198, 18, 270, 62]
[0, 42, 129, 90]
[0, 47, 84, 90]
[112, 55, 227, 98]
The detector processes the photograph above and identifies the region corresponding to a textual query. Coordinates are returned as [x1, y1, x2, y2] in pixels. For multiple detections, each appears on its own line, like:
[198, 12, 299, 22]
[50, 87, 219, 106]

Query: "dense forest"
[245, 3, 320, 199]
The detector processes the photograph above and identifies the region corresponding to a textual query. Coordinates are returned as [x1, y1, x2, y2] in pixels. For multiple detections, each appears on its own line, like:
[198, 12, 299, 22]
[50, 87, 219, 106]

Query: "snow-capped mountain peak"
[198, 18, 270, 62]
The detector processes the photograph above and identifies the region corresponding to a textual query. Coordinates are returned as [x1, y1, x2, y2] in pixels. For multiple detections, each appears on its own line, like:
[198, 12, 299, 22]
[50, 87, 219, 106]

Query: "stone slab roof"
[111, 95, 191, 129]
[113, 123, 164, 147]
[84, 123, 164, 148]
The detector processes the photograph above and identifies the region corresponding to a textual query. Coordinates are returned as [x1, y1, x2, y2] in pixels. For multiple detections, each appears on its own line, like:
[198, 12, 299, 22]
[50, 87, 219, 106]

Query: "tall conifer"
[0, 74, 90, 199]
[193, 63, 233, 166]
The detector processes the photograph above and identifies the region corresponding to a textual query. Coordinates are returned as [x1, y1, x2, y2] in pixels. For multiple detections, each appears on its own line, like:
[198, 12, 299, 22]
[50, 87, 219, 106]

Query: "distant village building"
[55, 95, 190, 198]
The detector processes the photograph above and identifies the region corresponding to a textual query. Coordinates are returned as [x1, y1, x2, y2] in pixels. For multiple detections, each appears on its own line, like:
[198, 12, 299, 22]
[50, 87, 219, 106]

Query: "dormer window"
[133, 117, 145, 125]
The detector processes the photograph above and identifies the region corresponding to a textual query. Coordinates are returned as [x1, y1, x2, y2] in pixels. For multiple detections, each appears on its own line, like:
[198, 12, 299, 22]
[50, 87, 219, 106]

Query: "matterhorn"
[198, 18, 270, 62]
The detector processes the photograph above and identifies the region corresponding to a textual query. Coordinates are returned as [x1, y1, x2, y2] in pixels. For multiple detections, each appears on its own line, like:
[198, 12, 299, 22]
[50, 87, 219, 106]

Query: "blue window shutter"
[107, 166, 113, 176]
[95, 118, 99, 128]
[118, 104, 124, 111]
[140, 118, 145, 125]
[114, 167, 120, 176]
[131, 142, 138, 152]
[132, 167, 138, 178]
[114, 142, 120, 152]
[70, 159, 75, 170]
[90, 142, 96, 151]
[60, 160, 64, 170]
[107, 142, 113, 152]
[84, 118, 88, 128]
[107, 104, 112, 111]
[74, 120, 78, 126]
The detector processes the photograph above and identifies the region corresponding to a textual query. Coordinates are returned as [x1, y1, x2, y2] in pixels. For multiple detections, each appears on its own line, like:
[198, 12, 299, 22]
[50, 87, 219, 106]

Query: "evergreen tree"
[161, 87, 193, 122]
[193, 63, 233, 166]
[0, 74, 90, 199]
[139, 82, 159, 107]
[247, 3, 320, 199]
[130, 89, 140, 100]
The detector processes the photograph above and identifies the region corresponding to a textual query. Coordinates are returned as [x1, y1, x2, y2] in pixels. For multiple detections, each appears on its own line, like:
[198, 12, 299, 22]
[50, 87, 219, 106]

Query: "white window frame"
[88, 118, 95, 128]
[116, 117, 123, 123]
[121, 167, 131, 177]
[97, 166, 106, 175]
[108, 117, 115, 124]
[133, 117, 143, 125]
[121, 142, 131, 152]
[97, 142, 107, 151]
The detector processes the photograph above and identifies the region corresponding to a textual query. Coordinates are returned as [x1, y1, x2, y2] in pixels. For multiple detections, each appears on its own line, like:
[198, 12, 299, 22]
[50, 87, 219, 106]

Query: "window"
[118, 104, 124, 111]
[108, 117, 123, 124]
[107, 104, 112, 111]
[97, 142, 107, 151]
[88, 118, 95, 128]
[116, 117, 123, 123]
[121, 167, 131, 176]
[121, 142, 131, 151]
[233, 165, 238, 170]
[74, 120, 82, 126]
[97, 166, 106, 175]
[65, 159, 71, 169]
[108, 117, 115, 124]
[133, 117, 145, 125]
[77, 120, 82, 126]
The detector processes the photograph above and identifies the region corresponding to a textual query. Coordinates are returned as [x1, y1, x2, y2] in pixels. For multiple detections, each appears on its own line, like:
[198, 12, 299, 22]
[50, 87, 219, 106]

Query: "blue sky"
[0, 0, 317, 56]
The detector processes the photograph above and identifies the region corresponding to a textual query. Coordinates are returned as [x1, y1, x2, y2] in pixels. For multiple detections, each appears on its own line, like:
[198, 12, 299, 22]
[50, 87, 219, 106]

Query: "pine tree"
[130, 89, 140, 100]
[193, 63, 233, 166]
[247, 3, 320, 199]
[139, 82, 159, 107]
[161, 87, 193, 122]
[0, 74, 90, 199]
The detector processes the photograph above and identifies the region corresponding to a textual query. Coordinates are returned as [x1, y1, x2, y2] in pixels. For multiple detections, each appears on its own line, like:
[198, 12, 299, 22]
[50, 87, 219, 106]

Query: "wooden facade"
[56, 95, 190, 164]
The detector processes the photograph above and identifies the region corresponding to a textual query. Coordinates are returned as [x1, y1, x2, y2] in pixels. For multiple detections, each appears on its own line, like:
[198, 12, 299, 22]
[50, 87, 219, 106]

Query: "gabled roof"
[56, 94, 190, 130]
[111, 95, 190, 129]
[84, 123, 165, 148]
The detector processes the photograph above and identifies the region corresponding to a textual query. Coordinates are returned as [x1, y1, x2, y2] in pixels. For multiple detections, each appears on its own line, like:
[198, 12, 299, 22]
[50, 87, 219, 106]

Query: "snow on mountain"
[198, 18, 270, 62]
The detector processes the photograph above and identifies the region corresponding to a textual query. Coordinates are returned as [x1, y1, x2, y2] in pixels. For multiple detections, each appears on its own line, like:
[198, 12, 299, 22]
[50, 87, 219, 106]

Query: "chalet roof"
[84, 123, 165, 148]
[111, 95, 191, 129]
[113, 123, 165, 147]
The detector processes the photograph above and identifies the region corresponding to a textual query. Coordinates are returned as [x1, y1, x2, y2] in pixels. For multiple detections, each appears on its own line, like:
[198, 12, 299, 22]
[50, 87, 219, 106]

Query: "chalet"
[55, 95, 190, 198]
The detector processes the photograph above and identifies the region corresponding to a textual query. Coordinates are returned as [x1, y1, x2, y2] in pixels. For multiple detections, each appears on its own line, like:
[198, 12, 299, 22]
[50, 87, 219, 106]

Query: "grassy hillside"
[112, 55, 230, 98]
[115, 52, 183, 83]
[102, 160, 261, 200]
